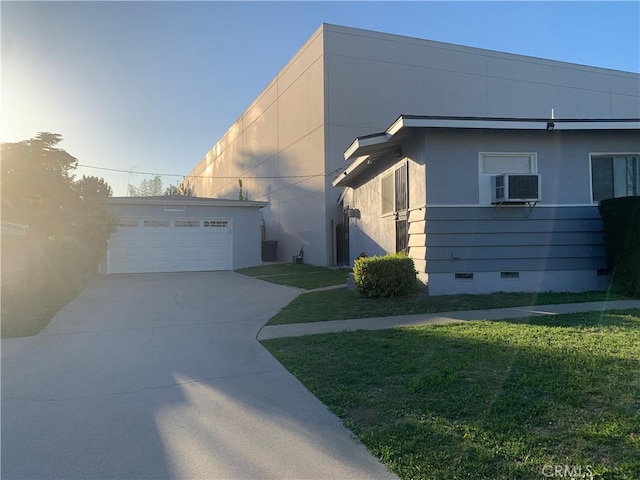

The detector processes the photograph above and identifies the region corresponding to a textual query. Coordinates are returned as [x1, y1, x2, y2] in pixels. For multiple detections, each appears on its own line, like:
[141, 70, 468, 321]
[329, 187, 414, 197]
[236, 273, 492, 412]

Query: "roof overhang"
[107, 196, 269, 208]
[334, 115, 640, 188]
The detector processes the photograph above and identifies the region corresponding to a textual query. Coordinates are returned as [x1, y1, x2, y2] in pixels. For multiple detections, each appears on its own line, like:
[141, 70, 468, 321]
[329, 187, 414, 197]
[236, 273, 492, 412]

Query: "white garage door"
[107, 218, 233, 274]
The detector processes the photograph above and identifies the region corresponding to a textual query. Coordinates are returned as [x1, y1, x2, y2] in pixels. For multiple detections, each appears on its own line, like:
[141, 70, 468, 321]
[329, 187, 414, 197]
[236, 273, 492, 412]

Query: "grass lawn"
[268, 288, 630, 325]
[263, 309, 640, 479]
[236, 263, 351, 290]
[1, 287, 79, 337]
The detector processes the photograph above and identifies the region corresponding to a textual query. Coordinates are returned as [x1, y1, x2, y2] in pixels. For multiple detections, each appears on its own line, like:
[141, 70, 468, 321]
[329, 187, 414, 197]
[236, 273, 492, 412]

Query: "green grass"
[236, 263, 351, 290]
[1, 285, 81, 337]
[263, 309, 640, 479]
[267, 288, 630, 325]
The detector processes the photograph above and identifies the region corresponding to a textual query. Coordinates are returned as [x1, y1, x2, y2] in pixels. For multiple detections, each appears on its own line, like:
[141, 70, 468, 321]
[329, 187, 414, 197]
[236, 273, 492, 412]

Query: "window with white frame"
[591, 154, 640, 202]
[380, 172, 394, 215]
[478, 153, 537, 204]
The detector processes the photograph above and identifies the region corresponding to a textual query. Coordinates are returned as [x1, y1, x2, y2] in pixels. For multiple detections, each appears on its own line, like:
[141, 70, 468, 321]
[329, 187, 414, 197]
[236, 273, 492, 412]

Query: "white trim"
[389, 117, 640, 133]
[344, 135, 390, 160]
[332, 155, 371, 187]
[478, 152, 538, 205]
[380, 171, 395, 216]
[399, 118, 545, 131]
[554, 121, 640, 130]
[107, 198, 267, 208]
[425, 203, 597, 208]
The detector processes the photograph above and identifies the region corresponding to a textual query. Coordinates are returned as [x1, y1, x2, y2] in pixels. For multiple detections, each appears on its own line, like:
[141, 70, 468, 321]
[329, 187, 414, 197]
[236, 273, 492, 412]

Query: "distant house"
[186, 24, 640, 267]
[333, 116, 640, 295]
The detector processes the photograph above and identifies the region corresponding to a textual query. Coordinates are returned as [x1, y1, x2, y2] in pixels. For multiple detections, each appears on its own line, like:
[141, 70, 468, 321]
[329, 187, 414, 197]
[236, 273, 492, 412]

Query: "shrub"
[353, 253, 418, 298]
[598, 196, 640, 297]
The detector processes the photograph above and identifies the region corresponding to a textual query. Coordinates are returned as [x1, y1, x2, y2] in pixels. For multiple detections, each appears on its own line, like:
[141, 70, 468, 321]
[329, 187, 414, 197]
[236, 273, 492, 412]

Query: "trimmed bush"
[353, 253, 418, 298]
[598, 196, 640, 297]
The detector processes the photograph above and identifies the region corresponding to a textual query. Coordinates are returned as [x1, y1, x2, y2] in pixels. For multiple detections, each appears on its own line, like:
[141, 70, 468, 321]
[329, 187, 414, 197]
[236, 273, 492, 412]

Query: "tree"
[128, 175, 163, 197]
[0, 133, 116, 257]
[164, 179, 195, 197]
[72, 176, 117, 263]
[1, 133, 117, 335]
[1, 132, 78, 238]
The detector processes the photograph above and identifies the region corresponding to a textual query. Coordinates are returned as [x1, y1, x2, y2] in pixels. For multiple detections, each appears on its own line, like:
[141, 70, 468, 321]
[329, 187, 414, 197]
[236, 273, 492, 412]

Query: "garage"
[102, 197, 267, 274]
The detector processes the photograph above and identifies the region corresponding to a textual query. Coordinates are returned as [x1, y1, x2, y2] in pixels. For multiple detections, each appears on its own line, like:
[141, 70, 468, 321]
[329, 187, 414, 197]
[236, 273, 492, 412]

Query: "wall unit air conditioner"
[491, 174, 541, 204]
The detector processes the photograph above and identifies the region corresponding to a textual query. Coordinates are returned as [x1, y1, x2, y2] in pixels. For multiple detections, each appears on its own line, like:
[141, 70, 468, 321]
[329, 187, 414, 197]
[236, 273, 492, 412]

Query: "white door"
[107, 218, 233, 274]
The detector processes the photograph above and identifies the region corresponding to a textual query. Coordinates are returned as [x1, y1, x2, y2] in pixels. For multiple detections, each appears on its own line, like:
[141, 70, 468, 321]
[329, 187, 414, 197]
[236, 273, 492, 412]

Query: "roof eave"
[344, 133, 390, 160]
[336, 115, 640, 188]
[106, 197, 269, 208]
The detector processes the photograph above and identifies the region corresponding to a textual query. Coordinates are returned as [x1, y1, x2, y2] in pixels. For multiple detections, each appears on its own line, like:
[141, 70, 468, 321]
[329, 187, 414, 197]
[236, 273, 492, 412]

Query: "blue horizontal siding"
[425, 206, 607, 273]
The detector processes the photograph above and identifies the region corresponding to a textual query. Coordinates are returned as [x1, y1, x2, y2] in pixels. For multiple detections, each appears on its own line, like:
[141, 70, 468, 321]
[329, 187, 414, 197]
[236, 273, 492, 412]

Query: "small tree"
[165, 179, 194, 197]
[128, 175, 163, 196]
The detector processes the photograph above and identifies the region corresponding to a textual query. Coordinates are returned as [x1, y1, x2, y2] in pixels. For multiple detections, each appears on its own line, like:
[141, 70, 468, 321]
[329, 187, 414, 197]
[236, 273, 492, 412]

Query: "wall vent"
[455, 272, 474, 280]
[501, 271, 520, 279]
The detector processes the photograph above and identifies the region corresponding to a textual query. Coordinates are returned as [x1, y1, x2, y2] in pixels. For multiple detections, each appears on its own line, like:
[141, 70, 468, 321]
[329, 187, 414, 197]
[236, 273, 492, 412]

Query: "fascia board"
[343, 134, 390, 160]
[332, 155, 370, 187]
[107, 198, 269, 208]
[553, 121, 640, 130]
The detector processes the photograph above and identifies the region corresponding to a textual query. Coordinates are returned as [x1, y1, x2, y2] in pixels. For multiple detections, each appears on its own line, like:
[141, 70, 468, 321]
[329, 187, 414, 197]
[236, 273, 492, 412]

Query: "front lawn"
[268, 288, 629, 325]
[263, 309, 640, 479]
[236, 263, 350, 290]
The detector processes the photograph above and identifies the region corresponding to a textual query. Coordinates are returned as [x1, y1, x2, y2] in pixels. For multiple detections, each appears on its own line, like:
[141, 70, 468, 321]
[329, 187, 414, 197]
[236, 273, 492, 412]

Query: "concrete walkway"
[257, 299, 640, 340]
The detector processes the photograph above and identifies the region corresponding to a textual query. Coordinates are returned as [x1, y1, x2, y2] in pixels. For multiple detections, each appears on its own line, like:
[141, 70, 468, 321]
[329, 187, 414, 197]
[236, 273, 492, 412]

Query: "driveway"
[1, 272, 397, 479]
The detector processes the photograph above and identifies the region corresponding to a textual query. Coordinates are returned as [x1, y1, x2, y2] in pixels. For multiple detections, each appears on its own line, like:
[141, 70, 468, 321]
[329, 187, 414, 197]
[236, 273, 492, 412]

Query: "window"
[381, 173, 394, 215]
[591, 154, 639, 202]
[479, 153, 537, 204]
[117, 219, 139, 227]
[175, 220, 200, 227]
[204, 220, 229, 228]
[143, 220, 170, 227]
[380, 164, 409, 215]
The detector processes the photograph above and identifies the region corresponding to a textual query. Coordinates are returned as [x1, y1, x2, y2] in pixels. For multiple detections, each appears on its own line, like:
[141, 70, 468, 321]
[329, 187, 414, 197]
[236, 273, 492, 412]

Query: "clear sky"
[2, 1, 639, 196]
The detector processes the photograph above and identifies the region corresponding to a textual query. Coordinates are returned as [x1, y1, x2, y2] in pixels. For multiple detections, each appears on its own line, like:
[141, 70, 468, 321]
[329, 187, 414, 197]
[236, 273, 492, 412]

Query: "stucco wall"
[423, 129, 640, 205]
[187, 23, 640, 267]
[187, 26, 327, 265]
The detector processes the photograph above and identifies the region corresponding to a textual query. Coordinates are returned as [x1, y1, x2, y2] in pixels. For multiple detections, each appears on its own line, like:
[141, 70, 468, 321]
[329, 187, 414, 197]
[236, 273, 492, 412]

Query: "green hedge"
[1, 235, 96, 337]
[598, 196, 640, 297]
[353, 253, 418, 298]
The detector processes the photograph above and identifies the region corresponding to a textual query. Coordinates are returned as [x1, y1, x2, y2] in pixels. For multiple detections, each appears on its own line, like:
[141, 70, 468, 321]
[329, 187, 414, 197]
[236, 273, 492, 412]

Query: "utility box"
[261, 240, 278, 262]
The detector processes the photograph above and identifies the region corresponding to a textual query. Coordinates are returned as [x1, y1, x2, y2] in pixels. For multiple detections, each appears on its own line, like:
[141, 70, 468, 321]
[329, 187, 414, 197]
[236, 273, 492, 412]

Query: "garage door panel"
[108, 218, 233, 274]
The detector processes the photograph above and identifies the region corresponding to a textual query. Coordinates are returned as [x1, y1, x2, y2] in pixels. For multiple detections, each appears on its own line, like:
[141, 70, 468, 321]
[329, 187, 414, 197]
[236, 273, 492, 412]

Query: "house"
[333, 115, 640, 295]
[186, 24, 640, 267]
[101, 196, 267, 274]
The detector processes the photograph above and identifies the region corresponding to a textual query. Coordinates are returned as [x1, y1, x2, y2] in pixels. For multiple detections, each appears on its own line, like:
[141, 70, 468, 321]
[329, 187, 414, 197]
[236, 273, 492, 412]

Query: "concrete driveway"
[2, 272, 397, 479]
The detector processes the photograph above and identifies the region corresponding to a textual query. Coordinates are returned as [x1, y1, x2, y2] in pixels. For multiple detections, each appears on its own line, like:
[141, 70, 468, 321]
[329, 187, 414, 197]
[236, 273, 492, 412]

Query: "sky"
[2, 1, 639, 196]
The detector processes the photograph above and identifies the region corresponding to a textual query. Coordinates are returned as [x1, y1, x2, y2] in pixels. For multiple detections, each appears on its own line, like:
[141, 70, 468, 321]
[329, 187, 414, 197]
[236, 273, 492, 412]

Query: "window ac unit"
[491, 174, 541, 203]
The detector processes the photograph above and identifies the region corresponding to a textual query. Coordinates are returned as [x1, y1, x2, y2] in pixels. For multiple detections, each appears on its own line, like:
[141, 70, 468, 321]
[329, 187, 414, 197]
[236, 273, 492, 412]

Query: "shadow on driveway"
[1, 272, 397, 479]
